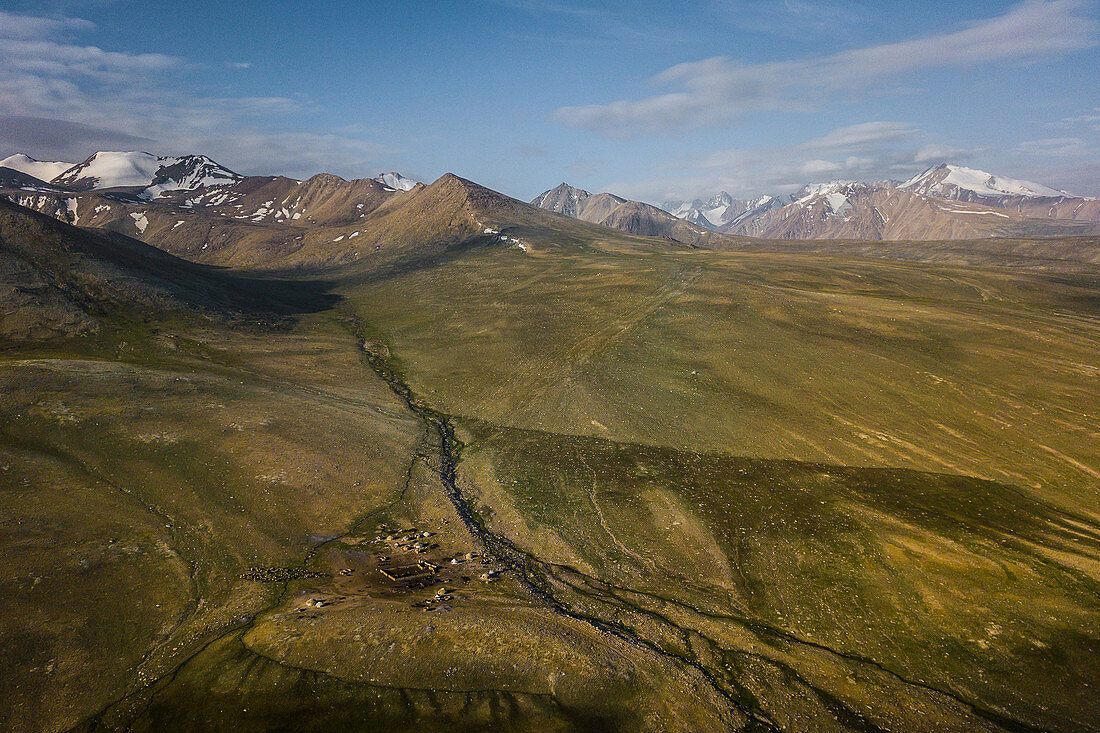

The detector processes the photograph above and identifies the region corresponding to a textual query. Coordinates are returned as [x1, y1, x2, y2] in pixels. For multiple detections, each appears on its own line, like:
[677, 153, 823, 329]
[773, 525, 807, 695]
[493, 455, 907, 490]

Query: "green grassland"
[345, 233, 1100, 510]
[0, 315, 424, 730]
[2, 206, 1098, 731]
[456, 421, 1098, 731]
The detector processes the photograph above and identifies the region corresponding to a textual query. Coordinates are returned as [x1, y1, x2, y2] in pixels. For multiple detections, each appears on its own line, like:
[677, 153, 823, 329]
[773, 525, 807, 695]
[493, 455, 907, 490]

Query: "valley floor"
[2, 231, 1098, 732]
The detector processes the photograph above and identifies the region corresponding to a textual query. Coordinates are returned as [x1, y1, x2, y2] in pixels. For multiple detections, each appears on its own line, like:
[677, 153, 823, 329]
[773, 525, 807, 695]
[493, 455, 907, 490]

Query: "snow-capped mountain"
[726, 182, 944, 240]
[900, 164, 1067, 202]
[723, 195, 788, 229]
[663, 164, 1098, 240]
[790, 181, 872, 217]
[52, 151, 241, 198]
[723, 181, 881, 238]
[141, 155, 243, 199]
[661, 192, 741, 230]
[0, 154, 76, 183]
[668, 186, 874, 232]
[720, 175, 1099, 240]
[372, 172, 419, 192]
[4, 150, 1096, 250]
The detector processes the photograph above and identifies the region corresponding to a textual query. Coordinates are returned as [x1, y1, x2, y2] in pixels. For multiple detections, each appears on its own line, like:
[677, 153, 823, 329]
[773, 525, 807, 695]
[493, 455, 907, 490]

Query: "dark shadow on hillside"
[92, 228, 343, 320]
[335, 232, 507, 287]
[0, 200, 341, 336]
[464, 419, 1100, 560]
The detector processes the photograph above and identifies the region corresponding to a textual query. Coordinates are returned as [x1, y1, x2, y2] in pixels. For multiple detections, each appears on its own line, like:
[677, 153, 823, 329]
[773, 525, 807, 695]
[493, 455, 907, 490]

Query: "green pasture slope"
[2, 201, 1098, 731]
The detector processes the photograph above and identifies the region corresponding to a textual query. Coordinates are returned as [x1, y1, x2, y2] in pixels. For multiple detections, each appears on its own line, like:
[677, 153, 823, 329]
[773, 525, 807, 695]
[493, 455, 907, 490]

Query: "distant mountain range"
[646, 164, 1099, 240]
[0, 150, 437, 267]
[663, 192, 787, 230]
[0, 151, 422, 201]
[2, 150, 1098, 268]
[2, 151, 243, 200]
[1, 149, 584, 268]
[531, 183, 717, 244]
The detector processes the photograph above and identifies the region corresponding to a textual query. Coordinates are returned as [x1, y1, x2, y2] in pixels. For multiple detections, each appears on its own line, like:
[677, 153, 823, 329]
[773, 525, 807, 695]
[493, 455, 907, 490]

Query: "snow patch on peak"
[141, 155, 243, 199]
[794, 181, 858, 205]
[823, 192, 852, 216]
[901, 163, 1065, 199]
[726, 195, 787, 228]
[662, 191, 736, 228]
[0, 153, 75, 182]
[666, 201, 695, 219]
[373, 172, 418, 191]
[701, 204, 729, 226]
[52, 151, 241, 198]
[788, 182, 870, 219]
[56, 152, 165, 188]
[129, 211, 149, 233]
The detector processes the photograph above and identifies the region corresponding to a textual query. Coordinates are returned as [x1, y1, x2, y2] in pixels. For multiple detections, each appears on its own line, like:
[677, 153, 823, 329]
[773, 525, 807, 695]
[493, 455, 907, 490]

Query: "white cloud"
[914, 143, 972, 163]
[805, 122, 922, 150]
[0, 11, 95, 39]
[1017, 137, 1092, 156]
[488, 0, 607, 18]
[555, 1, 1096, 134]
[3, 39, 177, 72]
[695, 121, 925, 171]
[0, 10, 394, 178]
[602, 121, 980, 203]
[1058, 107, 1100, 131]
[184, 131, 399, 180]
[0, 11, 178, 83]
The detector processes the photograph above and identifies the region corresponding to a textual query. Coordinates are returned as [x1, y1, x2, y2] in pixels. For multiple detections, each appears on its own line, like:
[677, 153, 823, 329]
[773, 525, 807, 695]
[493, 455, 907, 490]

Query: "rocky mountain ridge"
[597, 163, 1100, 240]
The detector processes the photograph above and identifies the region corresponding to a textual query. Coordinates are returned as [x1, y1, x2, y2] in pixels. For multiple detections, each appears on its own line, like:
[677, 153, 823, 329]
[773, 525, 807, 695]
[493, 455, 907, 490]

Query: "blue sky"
[1, 0, 1097, 202]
